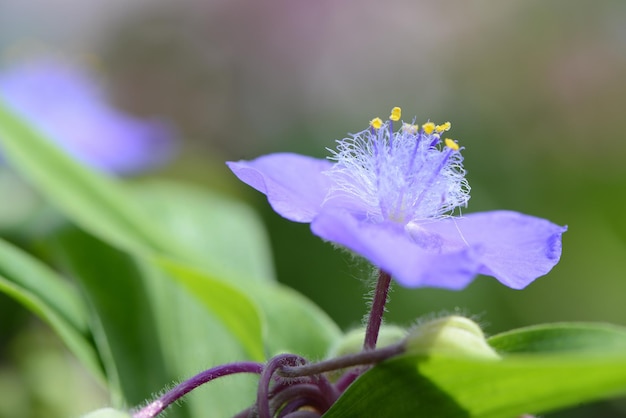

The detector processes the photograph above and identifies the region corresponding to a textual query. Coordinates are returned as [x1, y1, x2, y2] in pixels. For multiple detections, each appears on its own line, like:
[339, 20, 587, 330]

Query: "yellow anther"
[445, 138, 460, 151]
[389, 107, 402, 122]
[402, 123, 419, 134]
[370, 117, 383, 130]
[436, 122, 451, 133]
[422, 122, 436, 135]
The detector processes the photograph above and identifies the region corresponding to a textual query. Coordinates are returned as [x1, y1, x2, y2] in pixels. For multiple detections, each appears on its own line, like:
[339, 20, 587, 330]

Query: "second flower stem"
[133, 362, 263, 418]
[363, 269, 392, 350]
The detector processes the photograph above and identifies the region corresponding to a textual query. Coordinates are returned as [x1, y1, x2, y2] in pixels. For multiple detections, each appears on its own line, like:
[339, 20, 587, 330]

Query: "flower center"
[324, 107, 470, 224]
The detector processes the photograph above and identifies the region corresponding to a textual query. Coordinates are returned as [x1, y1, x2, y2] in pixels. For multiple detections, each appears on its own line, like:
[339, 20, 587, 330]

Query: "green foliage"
[0, 99, 340, 415]
[47, 228, 173, 406]
[325, 323, 626, 417]
[131, 180, 275, 282]
[0, 238, 102, 382]
[488, 322, 626, 354]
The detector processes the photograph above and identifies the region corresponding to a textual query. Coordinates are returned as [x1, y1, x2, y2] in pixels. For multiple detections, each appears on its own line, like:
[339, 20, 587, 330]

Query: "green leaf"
[131, 180, 275, 283]
[324, 353, 626, 418]
[132, 180, 341, 359]
[0, 238, 101, 382]
[324, 323, 626, 417]
[45, 226, 264, 415]
[139, 263, 259, 417]
[0, 100, 171, 257]
[47, 228, 171, 407]
[157, 259, 341, 360]
[488, 322, 626, 354]
[0, 238, 88, 332]
[154, 258, 266, 362]
[253, 284, 342, 359]
[0, 276, 102, 383]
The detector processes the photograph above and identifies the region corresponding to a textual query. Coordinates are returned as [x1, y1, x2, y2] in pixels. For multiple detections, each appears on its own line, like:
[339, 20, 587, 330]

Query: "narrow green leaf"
[131, 180, 275, 283]
[139, 263, 259, 417]
[157, 259, 340, 360]
[253, 284, 342, 359]
[0, 237, 101, 382]
[0, 238, 88, 333]
[488, 322, 626, 354]
[154, 257, 266, 362]
[47, 227, 262, 416]
[47, 228, 171, 407]
[0, 100, 172, 257]
[133, 181, 341, 358]
[0, 275, 103, 385]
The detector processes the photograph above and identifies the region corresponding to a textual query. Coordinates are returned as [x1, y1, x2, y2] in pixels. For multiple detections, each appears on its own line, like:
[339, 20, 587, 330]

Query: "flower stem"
[257, 354, 307, 418]
[363, 269, 392, 350]
[133, 362, 264, 418]
[278, 342, 405, 378]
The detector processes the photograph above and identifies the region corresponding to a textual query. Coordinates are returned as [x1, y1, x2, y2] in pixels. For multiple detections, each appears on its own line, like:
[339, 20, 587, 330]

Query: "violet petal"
[311, 210, 483, 289]
[0, 61, 176, 175]
[227, 153, 333, 223]
[427, 210, 567, 289]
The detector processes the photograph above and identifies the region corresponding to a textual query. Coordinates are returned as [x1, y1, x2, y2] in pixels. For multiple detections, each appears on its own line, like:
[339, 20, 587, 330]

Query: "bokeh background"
[1, 0, 626, 416]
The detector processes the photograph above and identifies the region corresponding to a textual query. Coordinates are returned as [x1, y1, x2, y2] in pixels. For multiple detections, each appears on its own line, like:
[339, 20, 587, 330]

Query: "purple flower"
[227, 107, 566, 290]
[0, 61, 176, 175]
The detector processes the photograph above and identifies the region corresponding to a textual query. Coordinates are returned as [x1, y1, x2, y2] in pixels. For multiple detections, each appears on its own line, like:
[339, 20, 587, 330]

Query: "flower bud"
[327, 325, 407, 358]
[406, 316, 500, 359]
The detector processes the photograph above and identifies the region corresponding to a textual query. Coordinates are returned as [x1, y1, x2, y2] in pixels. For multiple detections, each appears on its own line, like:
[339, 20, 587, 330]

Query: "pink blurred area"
[2, 1, 624, 164]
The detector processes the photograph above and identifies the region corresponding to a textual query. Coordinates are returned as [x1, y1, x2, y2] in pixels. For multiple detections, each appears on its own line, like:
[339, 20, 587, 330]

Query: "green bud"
[406, 316, 500, 360]
[327, 325, 407, 358]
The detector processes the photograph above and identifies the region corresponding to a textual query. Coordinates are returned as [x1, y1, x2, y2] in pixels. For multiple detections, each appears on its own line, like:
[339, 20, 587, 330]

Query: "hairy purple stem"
[270, 384, 328, 417]
[363, 269, 392, 350]
[282, 342, 405, 396]
[278, 343, 405, 379]
[133, 362, 264, 418]
[257, 354, 307, 418]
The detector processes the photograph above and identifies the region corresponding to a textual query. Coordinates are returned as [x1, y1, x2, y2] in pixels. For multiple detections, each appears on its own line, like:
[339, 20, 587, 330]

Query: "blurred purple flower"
[227, 107, 566, 290]
[0, 61, 176, 175]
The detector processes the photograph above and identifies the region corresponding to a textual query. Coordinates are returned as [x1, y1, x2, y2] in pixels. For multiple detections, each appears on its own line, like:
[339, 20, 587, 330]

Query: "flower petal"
[428, 211, 567, 289]
[227, 153, 333, 222]
[311, 210, 483, 289]
[0, 61, 176, 175]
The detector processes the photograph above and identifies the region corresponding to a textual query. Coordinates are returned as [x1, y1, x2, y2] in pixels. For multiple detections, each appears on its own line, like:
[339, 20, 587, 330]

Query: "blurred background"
[1, 0, 626, 416]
